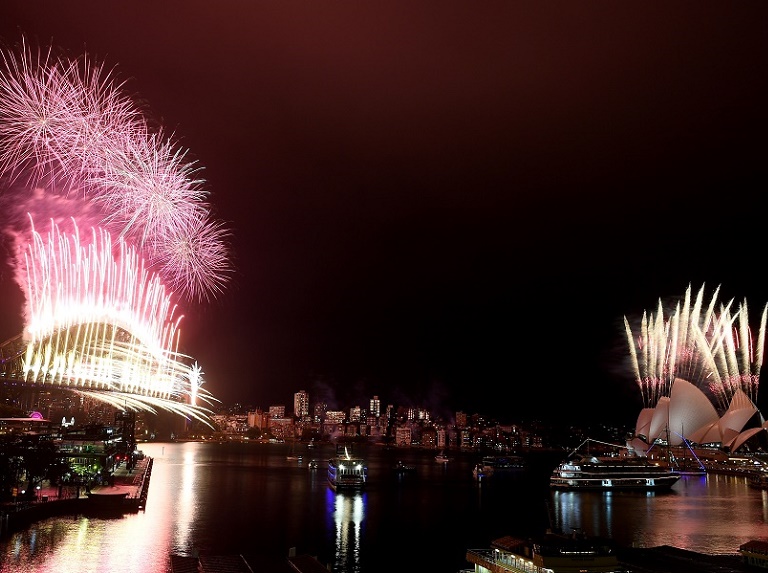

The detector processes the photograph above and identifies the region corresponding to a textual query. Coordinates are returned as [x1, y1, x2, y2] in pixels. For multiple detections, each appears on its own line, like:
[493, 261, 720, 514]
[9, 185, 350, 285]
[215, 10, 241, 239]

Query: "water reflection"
[175, 443, 197, 551]
[550, 474, 766, 553]
[4, 444, 768, 572]
[327, 489, 366, 573]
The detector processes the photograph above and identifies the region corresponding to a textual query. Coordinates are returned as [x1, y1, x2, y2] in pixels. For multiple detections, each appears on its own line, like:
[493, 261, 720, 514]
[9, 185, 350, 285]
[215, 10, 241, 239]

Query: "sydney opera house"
[624, 284, 768, 455]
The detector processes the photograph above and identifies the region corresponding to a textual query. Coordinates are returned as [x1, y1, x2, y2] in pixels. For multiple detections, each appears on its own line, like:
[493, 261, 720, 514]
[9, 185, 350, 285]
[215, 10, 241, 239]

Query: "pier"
[0, 456, 153, 538]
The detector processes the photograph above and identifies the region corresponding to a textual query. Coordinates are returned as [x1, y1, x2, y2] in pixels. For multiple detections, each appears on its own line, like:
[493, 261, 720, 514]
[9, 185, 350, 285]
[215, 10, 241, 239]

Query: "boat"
[749, 471, 768, 490]
[307, 459, 319, 470]
[393, 460, 416, 474]
[669, 439, 707, 476]
[435, 451, 450, 463]
[481, 454, 526, 470]
[286, 441, 303, 461]
[327, 447, 367, 490]
[549, 438, 680, 491]
[672, 457, 707, 476]
[472, 462, 494, 480]
[466, 530, 625, 573]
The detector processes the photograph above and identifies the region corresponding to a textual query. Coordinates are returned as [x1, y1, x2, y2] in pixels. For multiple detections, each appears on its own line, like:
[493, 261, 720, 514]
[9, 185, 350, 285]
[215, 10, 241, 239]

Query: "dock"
[88, 455, 153, 510]
[0, 456, 153, 538]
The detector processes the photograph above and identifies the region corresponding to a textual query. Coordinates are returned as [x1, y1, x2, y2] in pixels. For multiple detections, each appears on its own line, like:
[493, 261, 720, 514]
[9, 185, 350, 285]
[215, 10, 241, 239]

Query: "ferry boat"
[466, 530, 625, 573]
[549, 438, 680, 491]
[327, 447, 367, 490]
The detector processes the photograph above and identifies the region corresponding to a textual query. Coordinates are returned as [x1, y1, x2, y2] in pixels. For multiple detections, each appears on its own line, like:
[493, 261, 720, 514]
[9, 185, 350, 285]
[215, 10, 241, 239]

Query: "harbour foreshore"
[0, 455, 152, 538]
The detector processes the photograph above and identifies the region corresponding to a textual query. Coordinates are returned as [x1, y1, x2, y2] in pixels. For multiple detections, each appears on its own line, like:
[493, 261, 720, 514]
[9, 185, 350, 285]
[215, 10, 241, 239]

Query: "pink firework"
[20, 216, 217, 420]
[0, 37, 231, 302]
[0, 37, 231, 421]
[0, 38, 145, 192]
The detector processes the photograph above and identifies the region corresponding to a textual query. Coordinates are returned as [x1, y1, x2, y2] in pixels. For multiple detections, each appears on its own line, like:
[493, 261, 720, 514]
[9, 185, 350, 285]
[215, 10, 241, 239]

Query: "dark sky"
[1, 2, 767, 425]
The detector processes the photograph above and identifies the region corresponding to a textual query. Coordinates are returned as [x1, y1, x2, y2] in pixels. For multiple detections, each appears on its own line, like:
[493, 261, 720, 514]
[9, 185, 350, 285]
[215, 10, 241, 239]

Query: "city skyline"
[1, 3, 768, 425]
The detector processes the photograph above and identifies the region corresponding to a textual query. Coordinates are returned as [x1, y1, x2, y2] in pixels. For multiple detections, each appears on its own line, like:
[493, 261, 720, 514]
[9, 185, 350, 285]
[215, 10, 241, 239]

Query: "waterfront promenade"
[0, 456, 152, 537]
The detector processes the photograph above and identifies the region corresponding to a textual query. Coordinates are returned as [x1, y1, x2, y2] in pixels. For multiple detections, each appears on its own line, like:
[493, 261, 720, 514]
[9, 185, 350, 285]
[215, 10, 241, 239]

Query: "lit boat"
[466, 531, 625, 573]
[549, 438, 680, 491]
[472, 463, 494, 480]
[393, 460, 416, 474]
[435, 451, 450, 463]
[481, 455, 526, 470]
[327, 447, 367, 490]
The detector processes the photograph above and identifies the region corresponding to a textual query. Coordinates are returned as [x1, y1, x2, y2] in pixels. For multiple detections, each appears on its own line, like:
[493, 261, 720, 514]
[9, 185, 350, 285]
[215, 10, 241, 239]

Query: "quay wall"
[0, 456, 153, 538]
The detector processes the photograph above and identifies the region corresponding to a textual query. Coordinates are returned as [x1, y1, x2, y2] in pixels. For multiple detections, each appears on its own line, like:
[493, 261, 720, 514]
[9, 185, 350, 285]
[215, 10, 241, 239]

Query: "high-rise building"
[268, 405, 285, 419]
[369, 395, 381, 418]
[294, 390, 309, 419]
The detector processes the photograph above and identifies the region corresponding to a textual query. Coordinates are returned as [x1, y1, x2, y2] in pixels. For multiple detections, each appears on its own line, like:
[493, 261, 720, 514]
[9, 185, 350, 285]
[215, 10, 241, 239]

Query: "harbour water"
[2, 441, 768, 573]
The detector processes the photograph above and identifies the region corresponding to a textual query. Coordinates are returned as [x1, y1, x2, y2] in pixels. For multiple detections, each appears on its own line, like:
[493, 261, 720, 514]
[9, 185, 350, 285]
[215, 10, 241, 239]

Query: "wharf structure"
[0, 455, 152, 537]
[464, 533, 768, 573]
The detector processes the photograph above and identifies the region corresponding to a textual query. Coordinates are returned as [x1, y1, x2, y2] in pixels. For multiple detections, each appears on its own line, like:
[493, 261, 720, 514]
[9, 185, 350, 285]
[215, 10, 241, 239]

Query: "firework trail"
[624, 283, 768, 413]
[0, 37, 232, 302]
[0, 37, 232, 421]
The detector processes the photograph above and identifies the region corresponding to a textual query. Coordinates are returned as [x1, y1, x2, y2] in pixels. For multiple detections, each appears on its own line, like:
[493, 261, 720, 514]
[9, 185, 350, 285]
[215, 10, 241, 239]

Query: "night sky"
[1, 3, 767, 425]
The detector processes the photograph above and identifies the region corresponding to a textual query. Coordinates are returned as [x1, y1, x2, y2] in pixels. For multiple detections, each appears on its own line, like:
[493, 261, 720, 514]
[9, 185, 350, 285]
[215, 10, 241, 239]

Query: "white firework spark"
[624, 283, 768, 412]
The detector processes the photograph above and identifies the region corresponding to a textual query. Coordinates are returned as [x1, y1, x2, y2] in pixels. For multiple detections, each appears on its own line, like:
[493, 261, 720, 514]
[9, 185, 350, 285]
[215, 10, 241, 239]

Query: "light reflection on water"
[3, 444, 768, 572]
[551, 473, 768, 554]
[329, 490, 366, 573]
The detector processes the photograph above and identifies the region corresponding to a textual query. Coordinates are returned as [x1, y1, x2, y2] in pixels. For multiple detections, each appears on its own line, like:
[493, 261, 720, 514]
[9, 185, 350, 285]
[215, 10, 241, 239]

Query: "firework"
[0, 37, 232, 302]
[0, 37, 232, 422]
[624, 284, 768, 412]
[18, 217, 216, 420]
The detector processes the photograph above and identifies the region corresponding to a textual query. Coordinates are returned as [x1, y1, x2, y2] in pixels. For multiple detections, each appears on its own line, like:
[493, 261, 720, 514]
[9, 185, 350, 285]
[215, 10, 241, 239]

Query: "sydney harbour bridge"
[0, 38, 230, 426]
[0, 324, 212, 425]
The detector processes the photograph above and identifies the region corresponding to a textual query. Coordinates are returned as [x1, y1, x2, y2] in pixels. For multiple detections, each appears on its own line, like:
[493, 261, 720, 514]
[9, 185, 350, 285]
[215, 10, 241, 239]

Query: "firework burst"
[0, 36, 232, 422]
[624, 283, 768, 413]
[0, 36, 232, 302]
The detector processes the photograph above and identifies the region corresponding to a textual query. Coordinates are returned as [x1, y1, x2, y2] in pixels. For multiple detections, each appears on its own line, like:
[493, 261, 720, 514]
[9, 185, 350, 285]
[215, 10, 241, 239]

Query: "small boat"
[286, 442, 302, 461]
[307, 459, 319, 470]
[749, 471, 768, 490]
[668, 436, 707, 476]
[393, 461, 416, 474]
[482, 455, 526, 470]
[435, 451, 450, 463]
[473, 463, 494, 480]
[328, 447, 367, 490]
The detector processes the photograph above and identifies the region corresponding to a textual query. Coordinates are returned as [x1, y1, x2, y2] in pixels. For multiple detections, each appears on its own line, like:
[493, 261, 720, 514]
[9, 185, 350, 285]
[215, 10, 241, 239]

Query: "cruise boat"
[549, 438, 680, 491]
[327, 447, 367, 490]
